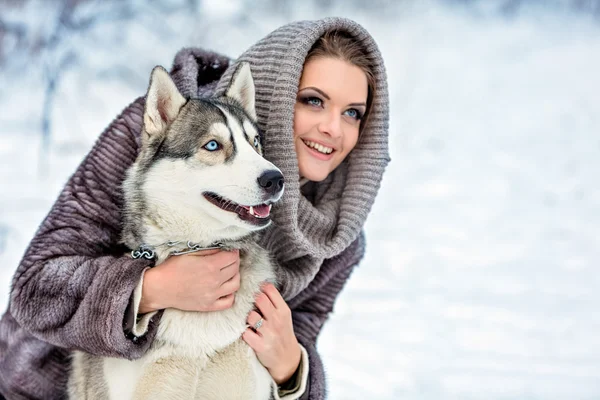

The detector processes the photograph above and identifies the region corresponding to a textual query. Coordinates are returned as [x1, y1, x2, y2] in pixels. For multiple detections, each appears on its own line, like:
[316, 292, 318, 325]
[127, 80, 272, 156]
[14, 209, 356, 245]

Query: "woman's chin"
[298, 166, 330, 183]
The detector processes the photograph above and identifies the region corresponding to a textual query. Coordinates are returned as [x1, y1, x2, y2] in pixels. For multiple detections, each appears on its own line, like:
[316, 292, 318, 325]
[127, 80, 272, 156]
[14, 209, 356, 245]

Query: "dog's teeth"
[268, 204, 272, 212]
[249, 206, 254, 216]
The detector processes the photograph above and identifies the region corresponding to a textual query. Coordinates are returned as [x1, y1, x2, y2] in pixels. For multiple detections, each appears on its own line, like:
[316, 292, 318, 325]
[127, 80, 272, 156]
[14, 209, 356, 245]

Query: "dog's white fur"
[68, 64, 283, 399]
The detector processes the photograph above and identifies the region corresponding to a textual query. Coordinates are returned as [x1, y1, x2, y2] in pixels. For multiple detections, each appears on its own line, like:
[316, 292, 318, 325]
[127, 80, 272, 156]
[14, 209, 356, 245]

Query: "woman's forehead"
[299, 57, 368, 103]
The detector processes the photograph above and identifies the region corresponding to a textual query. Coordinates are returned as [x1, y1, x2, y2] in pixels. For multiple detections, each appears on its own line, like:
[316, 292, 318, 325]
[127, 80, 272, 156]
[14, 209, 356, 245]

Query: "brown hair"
[305, 30, 376, 133]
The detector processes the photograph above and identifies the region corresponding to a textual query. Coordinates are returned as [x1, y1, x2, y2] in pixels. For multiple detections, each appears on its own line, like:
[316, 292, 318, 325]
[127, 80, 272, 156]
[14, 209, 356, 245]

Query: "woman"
[0, 17, 389, 400]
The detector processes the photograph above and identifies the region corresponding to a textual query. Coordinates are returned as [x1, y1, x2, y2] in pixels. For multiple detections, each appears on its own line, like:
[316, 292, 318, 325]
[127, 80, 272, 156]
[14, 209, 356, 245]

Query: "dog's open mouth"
[203, 192, 273, 225]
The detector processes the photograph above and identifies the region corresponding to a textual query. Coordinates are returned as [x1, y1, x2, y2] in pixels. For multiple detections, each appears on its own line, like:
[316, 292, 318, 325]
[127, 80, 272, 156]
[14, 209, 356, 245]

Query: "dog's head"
[128, 62, 284, 239]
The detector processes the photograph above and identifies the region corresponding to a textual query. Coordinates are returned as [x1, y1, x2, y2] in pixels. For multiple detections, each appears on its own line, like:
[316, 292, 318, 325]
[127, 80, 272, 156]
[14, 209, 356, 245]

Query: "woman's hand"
[243, 283, 302, 385]
[140, 249, 241, 313]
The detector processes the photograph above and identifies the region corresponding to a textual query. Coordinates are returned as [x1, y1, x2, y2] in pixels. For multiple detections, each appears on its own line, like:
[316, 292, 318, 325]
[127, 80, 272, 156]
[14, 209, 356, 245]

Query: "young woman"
[0, 17, 389, 400]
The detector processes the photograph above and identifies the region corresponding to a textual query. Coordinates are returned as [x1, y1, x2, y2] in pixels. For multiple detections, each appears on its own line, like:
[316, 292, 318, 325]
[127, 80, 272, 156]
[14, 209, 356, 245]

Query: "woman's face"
[293, 56, 368, 182]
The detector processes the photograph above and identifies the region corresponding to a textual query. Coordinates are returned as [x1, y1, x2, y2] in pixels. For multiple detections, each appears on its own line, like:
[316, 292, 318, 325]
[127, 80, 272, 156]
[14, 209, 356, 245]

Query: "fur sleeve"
[8, 97, 161, 359]
[289, 231, 366, 400]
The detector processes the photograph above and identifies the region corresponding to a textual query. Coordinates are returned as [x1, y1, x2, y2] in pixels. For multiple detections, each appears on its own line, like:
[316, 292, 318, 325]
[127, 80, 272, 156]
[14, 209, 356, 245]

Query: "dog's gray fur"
[68, 63, 283, 400]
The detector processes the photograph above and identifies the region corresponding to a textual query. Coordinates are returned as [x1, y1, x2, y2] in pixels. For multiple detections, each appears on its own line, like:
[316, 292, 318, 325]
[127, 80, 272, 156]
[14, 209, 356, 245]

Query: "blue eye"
[302, 96, 322, 107]
[204, 140, 220, 151]
[344, 108, 362, 120]
[253, 137, 260, 148]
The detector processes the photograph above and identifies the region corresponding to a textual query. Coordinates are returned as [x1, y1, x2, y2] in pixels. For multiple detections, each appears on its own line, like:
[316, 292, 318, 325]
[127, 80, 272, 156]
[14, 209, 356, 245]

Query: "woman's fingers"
[187, 248, 222, 257]
[218, 271, 241, 298]
[209, 293, 235, 311]
[242, 289, 300, 384]
[218, 250, 241, 276]
[260, 282, 287, 310]
[254, 291, 275, 318]
[244, 310, 267, 352]
[242, 327, 264, 353]
[247, 310, 265, 333]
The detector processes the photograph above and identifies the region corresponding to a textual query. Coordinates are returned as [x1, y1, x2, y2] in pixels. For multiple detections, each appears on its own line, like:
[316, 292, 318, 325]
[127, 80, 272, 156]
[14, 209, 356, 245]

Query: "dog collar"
[131, 241, 224, 260]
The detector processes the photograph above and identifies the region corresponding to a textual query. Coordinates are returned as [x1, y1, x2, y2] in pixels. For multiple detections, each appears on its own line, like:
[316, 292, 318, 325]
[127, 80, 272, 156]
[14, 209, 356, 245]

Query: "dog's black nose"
[258, 170, 284, 195]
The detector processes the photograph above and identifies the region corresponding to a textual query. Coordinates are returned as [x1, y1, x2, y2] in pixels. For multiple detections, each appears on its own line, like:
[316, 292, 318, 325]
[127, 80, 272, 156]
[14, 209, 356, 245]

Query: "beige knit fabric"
[211, 17, 390, 300]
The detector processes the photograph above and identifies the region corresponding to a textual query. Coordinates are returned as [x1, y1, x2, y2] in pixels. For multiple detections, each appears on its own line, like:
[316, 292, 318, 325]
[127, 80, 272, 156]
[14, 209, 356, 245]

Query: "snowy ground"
[1, 1, 600, 399]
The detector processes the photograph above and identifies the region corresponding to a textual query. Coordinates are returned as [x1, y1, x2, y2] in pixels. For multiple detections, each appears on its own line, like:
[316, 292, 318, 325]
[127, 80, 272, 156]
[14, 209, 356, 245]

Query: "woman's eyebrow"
[348, 102, 367, 108]
[298, 86, 330, 100]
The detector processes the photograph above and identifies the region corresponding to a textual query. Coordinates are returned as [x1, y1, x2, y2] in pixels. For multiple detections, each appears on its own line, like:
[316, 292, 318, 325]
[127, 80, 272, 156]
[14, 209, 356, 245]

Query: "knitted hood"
[171, 17, 390, 298]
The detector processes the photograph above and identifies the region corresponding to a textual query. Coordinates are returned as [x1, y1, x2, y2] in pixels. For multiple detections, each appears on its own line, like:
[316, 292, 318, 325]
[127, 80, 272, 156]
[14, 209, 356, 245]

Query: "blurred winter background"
[1, 0, 600, 398]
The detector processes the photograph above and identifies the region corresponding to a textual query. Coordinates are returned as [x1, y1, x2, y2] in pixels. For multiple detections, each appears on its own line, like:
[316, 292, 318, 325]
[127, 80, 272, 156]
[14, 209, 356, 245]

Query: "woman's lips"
[302, 139, 335, 161]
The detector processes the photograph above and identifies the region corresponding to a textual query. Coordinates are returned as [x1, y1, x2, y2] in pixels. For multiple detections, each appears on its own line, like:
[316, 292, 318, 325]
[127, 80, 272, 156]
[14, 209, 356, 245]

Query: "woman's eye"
[344, 108, 362, 120]
[204, 140, 220, 151]
[303, 96, 323, 107]
[253, 137, 260, 148]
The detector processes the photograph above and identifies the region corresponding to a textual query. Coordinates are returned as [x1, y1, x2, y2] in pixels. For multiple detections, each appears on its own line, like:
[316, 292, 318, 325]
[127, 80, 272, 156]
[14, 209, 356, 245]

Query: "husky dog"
[68, 63, 284, 400]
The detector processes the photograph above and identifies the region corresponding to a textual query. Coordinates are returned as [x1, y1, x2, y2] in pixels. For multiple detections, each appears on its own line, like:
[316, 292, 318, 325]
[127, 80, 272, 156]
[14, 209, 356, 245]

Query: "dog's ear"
[225, 62, 257, 121]
[143, 66, 186, 140]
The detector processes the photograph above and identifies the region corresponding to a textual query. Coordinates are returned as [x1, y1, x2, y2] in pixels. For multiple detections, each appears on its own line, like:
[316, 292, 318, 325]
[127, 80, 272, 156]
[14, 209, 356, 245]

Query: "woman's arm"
[252, 228, 364, 400]
[289, 231, 366, 400]
[9, 97, 160, 358]
[241, 232, 365, 400]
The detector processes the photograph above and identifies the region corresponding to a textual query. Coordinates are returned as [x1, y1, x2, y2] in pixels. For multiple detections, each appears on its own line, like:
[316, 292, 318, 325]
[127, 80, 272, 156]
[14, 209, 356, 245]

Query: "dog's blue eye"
[204, 140, 220, 151]
[253, 137, 259, 148]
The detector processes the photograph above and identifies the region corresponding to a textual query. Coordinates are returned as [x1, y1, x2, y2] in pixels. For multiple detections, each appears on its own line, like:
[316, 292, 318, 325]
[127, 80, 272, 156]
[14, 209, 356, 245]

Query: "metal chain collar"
[131, 240, 224, 260]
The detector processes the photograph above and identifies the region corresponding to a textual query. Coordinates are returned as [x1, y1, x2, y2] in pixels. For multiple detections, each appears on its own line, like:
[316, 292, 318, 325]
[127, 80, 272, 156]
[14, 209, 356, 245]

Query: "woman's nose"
[317, 112, 342, 139]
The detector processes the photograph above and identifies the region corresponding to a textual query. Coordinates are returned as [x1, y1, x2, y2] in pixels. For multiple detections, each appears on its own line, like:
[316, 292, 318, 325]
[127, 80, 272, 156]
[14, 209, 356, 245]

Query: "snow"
[1, 1, 599, 398]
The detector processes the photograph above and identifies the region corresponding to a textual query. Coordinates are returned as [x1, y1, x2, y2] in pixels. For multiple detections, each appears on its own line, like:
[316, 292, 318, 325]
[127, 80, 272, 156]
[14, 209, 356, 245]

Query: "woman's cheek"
[293, 107, 309, 138]
[344, 127, 361, 154]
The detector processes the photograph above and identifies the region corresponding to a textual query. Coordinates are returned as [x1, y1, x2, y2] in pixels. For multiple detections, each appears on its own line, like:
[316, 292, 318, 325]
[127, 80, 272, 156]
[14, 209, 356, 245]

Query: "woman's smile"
[301, 138, 336, 161]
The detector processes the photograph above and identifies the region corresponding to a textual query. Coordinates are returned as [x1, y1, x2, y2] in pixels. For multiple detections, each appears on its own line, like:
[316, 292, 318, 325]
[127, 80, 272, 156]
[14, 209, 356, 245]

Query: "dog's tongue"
[240, 204, 272, 218]
[252, 204, 271, 217]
